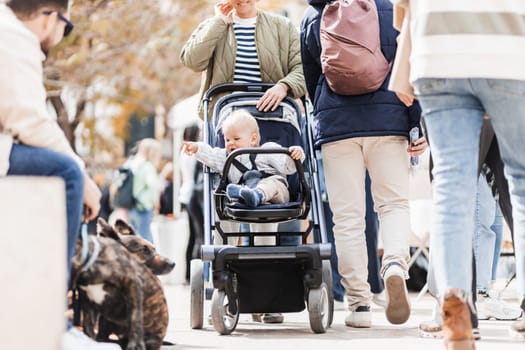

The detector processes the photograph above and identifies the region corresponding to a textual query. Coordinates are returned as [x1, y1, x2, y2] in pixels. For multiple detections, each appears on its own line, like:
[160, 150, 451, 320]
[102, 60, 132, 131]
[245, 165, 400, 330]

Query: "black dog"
[71, 218, 174, 350]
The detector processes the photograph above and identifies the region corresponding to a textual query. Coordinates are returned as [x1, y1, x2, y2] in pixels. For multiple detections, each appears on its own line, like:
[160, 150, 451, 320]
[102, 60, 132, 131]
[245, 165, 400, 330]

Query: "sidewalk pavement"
[160, 283, 524, 350]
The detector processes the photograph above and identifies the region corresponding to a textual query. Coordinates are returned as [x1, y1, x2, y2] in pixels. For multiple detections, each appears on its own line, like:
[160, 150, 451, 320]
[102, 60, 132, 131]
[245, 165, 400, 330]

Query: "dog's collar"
[79, 224, 101, 272]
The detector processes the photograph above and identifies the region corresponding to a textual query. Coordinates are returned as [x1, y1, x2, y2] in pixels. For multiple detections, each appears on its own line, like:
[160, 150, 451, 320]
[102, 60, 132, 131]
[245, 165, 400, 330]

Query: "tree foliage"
[45, 0, 304, 160]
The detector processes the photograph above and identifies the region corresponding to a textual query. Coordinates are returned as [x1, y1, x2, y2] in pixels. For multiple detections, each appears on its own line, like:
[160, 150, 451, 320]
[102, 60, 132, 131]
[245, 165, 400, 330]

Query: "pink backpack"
[320, 0, 390, 95]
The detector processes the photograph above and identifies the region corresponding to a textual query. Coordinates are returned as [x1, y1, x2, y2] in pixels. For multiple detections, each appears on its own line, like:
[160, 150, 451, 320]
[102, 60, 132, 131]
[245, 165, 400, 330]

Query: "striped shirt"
[233, 16, 261, 84]
[409, 0, 525, 82]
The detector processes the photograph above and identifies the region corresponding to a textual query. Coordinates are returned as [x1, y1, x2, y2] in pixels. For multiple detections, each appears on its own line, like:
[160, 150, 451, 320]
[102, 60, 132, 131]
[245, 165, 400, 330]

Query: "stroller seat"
[225, 200, 302, 220]
[215, 146, 309, 223]
[212, 94, 310, 224]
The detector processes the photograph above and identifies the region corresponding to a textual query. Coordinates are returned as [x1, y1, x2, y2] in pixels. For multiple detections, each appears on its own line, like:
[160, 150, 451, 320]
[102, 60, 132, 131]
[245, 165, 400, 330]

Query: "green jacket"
[129, 156, 161, 211]
[180, 10, 306, 119]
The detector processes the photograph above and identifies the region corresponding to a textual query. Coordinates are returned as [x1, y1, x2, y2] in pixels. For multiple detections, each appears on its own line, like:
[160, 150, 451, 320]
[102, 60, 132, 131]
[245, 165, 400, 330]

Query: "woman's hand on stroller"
[256, 82, 289, 112]
[289, 146, 304, 161]
[183, 141, 199, 155]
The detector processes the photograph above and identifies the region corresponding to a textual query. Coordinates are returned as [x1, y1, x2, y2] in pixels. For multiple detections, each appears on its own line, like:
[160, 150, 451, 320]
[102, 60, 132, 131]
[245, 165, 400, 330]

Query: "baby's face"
[223, 126, 256, 153]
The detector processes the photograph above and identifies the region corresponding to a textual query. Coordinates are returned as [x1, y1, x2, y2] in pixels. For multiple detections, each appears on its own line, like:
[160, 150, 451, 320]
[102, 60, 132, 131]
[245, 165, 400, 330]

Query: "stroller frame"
[189, 83, 333, 335]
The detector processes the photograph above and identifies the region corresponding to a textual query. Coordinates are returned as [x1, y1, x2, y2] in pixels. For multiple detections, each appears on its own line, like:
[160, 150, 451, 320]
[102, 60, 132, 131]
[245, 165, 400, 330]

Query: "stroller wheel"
[308, 282, 330, 333]
[190, 259, 204, 329]
[211, 289, 239, 335]
[322, 260, 335, 327]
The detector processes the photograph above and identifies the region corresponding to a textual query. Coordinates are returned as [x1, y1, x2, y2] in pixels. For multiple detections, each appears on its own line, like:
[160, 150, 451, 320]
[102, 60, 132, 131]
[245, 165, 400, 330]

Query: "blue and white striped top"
[233, 16, 261, 84]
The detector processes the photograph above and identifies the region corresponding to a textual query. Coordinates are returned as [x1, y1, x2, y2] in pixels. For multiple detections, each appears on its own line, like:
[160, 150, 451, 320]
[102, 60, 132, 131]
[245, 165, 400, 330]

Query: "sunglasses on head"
[42, 10, 74, 37]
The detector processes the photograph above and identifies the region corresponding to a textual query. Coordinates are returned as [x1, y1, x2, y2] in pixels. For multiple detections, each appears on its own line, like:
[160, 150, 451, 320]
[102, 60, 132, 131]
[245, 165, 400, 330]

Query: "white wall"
[0, 177, 66, 350]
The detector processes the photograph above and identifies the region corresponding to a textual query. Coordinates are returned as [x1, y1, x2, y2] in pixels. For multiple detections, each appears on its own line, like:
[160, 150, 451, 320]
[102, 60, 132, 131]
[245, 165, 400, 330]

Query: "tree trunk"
[49, 96, 86, 152]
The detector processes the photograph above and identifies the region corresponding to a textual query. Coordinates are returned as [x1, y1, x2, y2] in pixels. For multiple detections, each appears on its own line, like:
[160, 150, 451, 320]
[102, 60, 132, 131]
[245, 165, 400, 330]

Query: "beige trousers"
[322, 136, 411, 310]
[257, 175, 289, 204]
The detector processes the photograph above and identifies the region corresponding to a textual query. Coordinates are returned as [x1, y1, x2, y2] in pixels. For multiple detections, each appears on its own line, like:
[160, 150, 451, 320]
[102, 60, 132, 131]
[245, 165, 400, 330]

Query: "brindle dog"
[71, 218, 174, 350]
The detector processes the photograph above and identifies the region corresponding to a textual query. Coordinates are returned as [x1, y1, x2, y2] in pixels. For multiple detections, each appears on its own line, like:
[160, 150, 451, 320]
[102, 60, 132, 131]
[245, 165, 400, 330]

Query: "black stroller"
[189, 83, 333, 334]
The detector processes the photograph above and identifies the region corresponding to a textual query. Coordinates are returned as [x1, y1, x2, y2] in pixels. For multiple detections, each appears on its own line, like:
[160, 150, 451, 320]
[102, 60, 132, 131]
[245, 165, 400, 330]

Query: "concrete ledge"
[0, 177, 66, 350]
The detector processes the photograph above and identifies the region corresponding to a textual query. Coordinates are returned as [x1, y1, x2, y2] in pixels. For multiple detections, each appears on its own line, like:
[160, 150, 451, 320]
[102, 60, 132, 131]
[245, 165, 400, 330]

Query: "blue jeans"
[491, 205, 503, 281]
[127, 208, 154, 242]
[7, 143, 84, 284]
[364, 172, 383, 294]
[323, 200, 345, 302]
[277, 220, 302, 245]
[474, 174, 497, 292]
[239, 221, 301, 246]
[414, 78, 525, 298]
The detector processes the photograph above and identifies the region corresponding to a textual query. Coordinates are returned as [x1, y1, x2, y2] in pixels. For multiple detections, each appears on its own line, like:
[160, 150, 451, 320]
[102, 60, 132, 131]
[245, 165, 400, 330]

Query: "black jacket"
[300, 0, 422, 148]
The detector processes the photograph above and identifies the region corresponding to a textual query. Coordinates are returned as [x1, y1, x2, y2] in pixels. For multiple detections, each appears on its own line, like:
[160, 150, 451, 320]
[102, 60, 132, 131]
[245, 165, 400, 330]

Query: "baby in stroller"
[183, 109, 305, 208]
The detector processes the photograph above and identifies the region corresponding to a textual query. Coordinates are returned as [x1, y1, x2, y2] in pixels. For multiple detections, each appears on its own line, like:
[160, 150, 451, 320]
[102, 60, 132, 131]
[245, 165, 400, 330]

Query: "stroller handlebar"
[203, 83, 275, 101]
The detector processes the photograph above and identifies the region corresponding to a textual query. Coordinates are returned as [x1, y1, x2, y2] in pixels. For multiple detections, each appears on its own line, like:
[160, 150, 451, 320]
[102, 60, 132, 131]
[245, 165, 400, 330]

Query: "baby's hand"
[183, 141, 199, 155]
[289, 146, 304, 161]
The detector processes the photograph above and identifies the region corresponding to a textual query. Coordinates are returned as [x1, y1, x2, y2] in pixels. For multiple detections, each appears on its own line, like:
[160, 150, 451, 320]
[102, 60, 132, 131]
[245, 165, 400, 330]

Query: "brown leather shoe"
[442, 290, 475, 350]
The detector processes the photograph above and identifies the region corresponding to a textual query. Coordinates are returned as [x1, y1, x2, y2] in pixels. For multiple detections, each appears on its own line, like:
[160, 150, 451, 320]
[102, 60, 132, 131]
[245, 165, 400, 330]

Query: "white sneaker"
[418, 321, 481, 340]
[63, 328, 121, 350]
[344, 305, 371, 328]
[419, 299, 482, 340]
[372, 291, 387, 308]
[418, 319, 443, 339]
[477, 293, 522, 320]
[334, 299, 346, 311]
[419, 300, 443, 339]
[383, 263, 411, 324]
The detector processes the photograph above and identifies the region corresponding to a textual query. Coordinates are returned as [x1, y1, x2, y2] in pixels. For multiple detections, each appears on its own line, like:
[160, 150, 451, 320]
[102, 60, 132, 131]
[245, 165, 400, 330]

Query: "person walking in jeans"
[405, 1, 525, 347]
